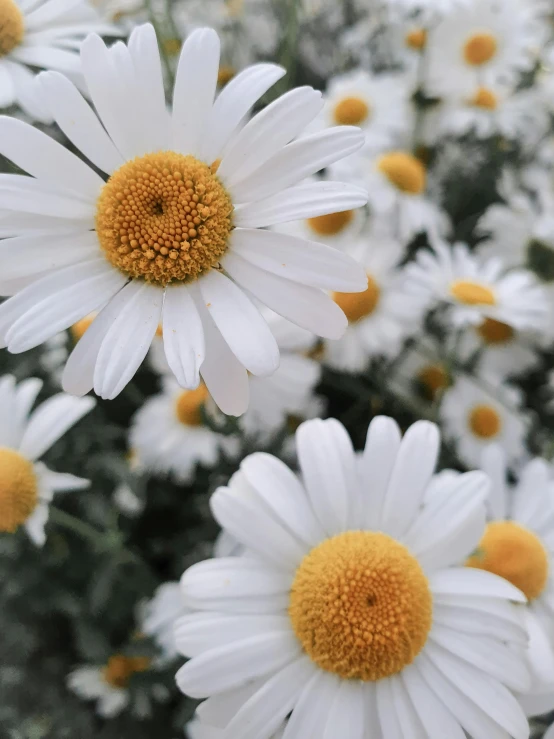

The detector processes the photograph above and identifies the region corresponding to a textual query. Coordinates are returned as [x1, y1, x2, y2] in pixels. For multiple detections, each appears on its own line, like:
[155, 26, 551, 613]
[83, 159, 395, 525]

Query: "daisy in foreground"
[0, 24, 367, 416]
[0, 374, 94, 545]
[175, 416, 531, 739]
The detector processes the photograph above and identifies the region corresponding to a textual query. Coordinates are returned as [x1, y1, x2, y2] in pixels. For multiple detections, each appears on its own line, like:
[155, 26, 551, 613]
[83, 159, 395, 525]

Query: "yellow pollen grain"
[95, 152, 234, 287]
[450, 279, 496, 306]
[175, 384, 209, 427]
[467, 521, 549, 601]
[217, 65, 236, 87]
[307, 210, 354, 237]
[289, 531, 433, 681]
[476, 317, 514, 345]
[470, 87, 498, 110]
[333, 275, 381, 323]
[333, 96, 371, 126]
[0, 448, 38, 533]
[102, 654, 151, 689]
[377, 152, 426, 195]
[405, 28, 427, 51]
[417, 364, 449, 400]
[0, 0, 24, 57]
[70, 314, 95, 342]
[463, 32, 498, 66]
[468, 404, 502, 439]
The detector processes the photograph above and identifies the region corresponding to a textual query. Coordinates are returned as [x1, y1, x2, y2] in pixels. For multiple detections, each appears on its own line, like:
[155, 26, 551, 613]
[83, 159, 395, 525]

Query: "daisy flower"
[0, 24, 368, 417]
[0, 374, 94, 546]
[140, 581, 183, 662]
[405, 240, 548, 331]
[468, 445, 554, 703]
[396, 337, 453, 403]
[324, 234, 426, 372]
[175, 416, 531, 739]
[440, 374, 528, 466]
[0, 0, 118, 122]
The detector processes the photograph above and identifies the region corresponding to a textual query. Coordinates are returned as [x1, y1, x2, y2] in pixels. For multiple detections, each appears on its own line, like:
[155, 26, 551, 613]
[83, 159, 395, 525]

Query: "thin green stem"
[49, 506, 105, 546]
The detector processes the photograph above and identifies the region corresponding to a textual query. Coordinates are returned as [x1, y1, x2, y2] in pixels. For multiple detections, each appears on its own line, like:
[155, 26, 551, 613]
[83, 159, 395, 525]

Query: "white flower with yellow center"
[425, 0, 543, 97]
[440, 374, 528, 466]
[396, 338, 453, 403]
[175, 416, 531, 739]
[468, 445, 554, 708]
[405, 240, 548, 331]
[324, 235, 427, 372]
[0, 374, 94, 546]
[0, 24, 368, 417]
[0, 0, 118, 121]
[129, 378, 230, 484]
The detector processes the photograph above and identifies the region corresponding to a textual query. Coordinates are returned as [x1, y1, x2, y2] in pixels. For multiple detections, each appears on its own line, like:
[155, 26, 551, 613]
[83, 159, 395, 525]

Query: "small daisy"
[140, 581, 183, 662]
[468, 445, 554, 701]
[405, 240, 548, 331]
[129, 378, 232, 484]
[396, 337, 453, 403]
[176, 416, 531, 739]
[324, 234, 426, 372]
[440, 374, 528, 466]
[0, 374, 94, 546]
[0, 0, 118, 121]
[0, 24, 367, 416]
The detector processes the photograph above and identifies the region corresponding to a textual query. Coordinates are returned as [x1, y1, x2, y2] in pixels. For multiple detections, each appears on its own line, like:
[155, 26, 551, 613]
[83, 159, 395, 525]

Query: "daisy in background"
[0, 374, 94, 546]
[468, 445, 554, 709]
[440, 373, 528, 467]
[175, 416, 532, 739]
[0, 0, 119, 122]
[324, 231, 427, 372]
[405, 240, 548, 331]
[395, 336, 453, 403]
[0, 24, 368, 416]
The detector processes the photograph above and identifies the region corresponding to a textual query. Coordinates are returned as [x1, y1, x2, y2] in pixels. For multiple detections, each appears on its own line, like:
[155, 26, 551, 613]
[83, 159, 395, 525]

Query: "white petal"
[480, 444, 508, 520]
[390, 676, 428, 739]
[359, 416, 402, 530]
[525, 608, 554, 688]
[162, 285, 205, 389]
[401, 662, 466, 739]
[376, 679, 404, 738]
[20, 394, 95, 460]
[24, 502, 49, 546]
[12, 377, 42, 448]
[40, 469, 90, 492]
[282, 670, 340, 739]
[430, 568, 527, 602]
[323, 680, 366, 739]
[196, 681, 266, 728]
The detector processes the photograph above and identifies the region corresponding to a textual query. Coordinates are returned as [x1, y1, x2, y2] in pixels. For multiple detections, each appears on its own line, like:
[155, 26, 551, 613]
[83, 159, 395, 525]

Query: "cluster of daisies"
[2, 0, 554, 736]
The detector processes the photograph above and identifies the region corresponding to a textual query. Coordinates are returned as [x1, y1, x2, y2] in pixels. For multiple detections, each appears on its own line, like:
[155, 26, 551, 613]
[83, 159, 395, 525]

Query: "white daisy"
[175, 416, 531, 739]
[395, 337, 453, 403]
[405, 240, 548, 331]
[0, 0, 118, 122]
[0, 23, 367, 416]
[440, 374, 528, 467]
[470, 445, 554, 703]
[324, 234, 426, 372]
[0, 374, 94, 546]
[140, 581, 183, 662]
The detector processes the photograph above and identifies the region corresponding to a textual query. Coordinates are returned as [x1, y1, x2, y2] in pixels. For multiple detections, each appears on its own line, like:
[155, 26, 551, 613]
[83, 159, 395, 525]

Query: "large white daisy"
[175, 416, 531, 739]
[0, 0, 118, 121]
[0, 374, 94, 545]
[0, 24, 367, 416]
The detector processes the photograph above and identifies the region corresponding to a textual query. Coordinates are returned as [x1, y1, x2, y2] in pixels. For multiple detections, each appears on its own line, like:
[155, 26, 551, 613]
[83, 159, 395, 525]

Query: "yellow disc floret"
[468, 404, 502, 439]
[0, 448, 38, 533]
[405, 28, 427, 51]
[0, 0, 24, 57]
[450, 279, 496, 306]
[102, 655, 151, 689]
[470, 87, 498, 110]
[307, 210, 354, 237]
[417, 364, 449, 400]
[217, 65, 236, 87]
[334, 275, 381, 323]
[289, 531, 433, 681]
[70, 314, 95, 342]
[95, 152, 234, 287]
[377, 152, 426, 195]
[333, 97, 371, 126]
[175, 384, 209, 426]
[463, 32, 498, 66]
[467, 521, 549, 601]
[476, 317, 514, 344]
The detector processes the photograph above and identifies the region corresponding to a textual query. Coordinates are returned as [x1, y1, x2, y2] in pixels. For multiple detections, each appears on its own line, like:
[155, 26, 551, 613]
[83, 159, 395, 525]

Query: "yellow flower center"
[217, 65, 236, 87]
[102, 655, 151, 689]
[467, 521, 549, 601]
[405, 28, 427, 51]
[333, 96, 371, 126]
[289, 531, 432, 681]
[470, 87, 498, 110]
[463, 32, 498, 66]
[449, 279, 496, 306]
[226, 0, 244, 17]
[468, 404, 502, 439]
[0, 0, 24, 57]
[95, 152, 233, 287]
[377, 152, 426, 195]
[306, 209, 354, 237]
[476, 317, 514, 345]
[0, 448, 38, 533]
[333, 275, 381, 323]
[162, 38, 182, 57]
[70, 314, 95, 342]
[175, 384, 209, 426]
[417, 363, 449, 400]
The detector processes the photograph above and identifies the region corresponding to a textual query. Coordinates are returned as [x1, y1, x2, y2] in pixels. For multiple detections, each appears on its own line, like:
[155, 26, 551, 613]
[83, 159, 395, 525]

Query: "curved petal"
[20, 394, 95, 460]
[162, 285, 205, 389]
[359, 416, 402, 530]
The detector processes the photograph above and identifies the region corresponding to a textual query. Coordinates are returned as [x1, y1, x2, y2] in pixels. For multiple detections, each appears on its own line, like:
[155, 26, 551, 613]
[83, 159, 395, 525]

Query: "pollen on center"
[0, 447, 38, 533]
[377, 152, 426, 195]
[333, 96, 371, 126]
[468, 403, 502, 439]
[463, 32, 498, 66]
[470, 87, 498, 110]
[333, 274, 381, 323]
[450, 279, 496, 306]
[476, 317, 514, 345]
[102, 654, 151, 689]
[0, 0, 25, 57]
[175, 384, 209, 427]
[307, 209, 354, 237]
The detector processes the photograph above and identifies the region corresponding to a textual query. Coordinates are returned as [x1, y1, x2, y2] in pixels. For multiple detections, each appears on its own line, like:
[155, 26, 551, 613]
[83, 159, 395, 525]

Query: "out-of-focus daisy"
[0, 0, 118, 121]
[396, 337, 453, 403]
[425, 0, 542, 97]
[176, 416, 531, 739]
[440, 374, 528, 466]
[0, 24, 367, 416]
[0, 374, 94, 546]
[405, 240, 548, 331]
[140, 581, 183, 663]
[129, 378, 232, 484]
[468, 445, 554, 703]
[324, 234, 426, 372]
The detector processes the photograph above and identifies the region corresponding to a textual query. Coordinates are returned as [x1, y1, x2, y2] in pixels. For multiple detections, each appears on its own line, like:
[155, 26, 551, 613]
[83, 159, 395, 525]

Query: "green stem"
[49, 506, 105, 546]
